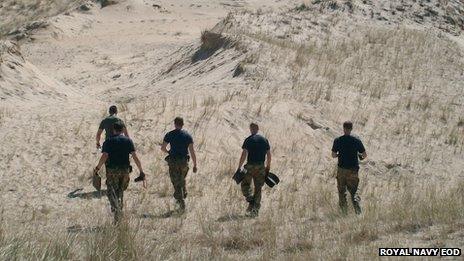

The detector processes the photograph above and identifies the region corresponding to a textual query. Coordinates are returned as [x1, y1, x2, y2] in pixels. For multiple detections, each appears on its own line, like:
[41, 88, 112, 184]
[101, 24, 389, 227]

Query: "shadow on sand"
[67, 188, 107, 199]
[216, 214, 253, 222]
[140, 210, 184, 219]
[67, 225, 105, 234]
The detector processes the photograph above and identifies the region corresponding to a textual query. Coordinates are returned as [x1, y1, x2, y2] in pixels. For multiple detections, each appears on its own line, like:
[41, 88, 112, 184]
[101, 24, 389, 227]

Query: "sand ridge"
[0, 0, 463, 259]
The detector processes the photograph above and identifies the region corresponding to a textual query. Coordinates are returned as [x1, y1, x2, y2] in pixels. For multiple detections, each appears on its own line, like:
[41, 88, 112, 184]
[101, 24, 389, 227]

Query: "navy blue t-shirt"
[332, 134, 365, 170]
[242, 134, 270, 164]
[102, 135, 135, 169]
[163, 129, 193, 159]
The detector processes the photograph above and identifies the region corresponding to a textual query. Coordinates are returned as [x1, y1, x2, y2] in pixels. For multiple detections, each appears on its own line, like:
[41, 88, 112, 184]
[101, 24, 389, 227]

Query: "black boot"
[245, 197, 255, 214]
[113, 209, 123, 225]
[250, 202, 260, 217]
[352, 194, 362, 215]
[353, 203, 362, 215]
[176, 199, 186, 214]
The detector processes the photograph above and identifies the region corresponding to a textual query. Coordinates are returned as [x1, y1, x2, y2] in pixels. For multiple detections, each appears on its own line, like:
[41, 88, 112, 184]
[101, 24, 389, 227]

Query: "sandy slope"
[0, 0, 299, 239]
[0, 0, 463, 259]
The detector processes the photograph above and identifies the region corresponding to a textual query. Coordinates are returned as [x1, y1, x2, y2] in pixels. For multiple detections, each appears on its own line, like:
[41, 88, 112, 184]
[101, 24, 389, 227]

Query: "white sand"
[0, 0, 463, 259]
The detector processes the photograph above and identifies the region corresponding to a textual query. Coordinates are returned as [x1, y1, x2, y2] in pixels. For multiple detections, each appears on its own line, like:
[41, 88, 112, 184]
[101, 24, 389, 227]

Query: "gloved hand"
[134, 171, 145, 182]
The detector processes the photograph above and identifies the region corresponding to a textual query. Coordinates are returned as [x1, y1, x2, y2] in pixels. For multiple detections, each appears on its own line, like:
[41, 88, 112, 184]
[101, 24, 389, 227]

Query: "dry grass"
[0, 107, 12, 125]
[1, 87, 463, 259]
[0, 169, 462, 259]
[200, 31, 230, 51]
[220, 10, 464, 175]
[1, 1, 463, 260]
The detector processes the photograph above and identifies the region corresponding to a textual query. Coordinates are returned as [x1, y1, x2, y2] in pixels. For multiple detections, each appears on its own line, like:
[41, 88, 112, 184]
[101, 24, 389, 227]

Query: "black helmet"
[265, 172, 280, 188]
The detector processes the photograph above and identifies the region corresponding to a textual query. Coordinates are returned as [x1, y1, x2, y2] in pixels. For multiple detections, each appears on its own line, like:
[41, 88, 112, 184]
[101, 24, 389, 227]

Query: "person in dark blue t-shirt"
[331, 121, 367, 215]
[94, 122, 145, 223]
[161, 117, 197, 213]
[237, 122, 272, 217]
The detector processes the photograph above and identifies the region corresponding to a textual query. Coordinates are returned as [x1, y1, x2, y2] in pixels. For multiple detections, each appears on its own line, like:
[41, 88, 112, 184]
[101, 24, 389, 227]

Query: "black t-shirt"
[99, 115, 126, 140]
[242, 134, 270, 164]
[102, 134, 135, 168]
[332, 134, 366, 170]
[163, 129, 193, 159]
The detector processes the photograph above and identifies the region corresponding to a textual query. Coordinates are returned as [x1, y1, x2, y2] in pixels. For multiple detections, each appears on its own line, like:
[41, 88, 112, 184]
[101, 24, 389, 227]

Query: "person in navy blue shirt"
[94, 121, 145, 223]
[237, 122, 272, 217]
[331, 121, 367, 215]
[161, 117, 197, 213]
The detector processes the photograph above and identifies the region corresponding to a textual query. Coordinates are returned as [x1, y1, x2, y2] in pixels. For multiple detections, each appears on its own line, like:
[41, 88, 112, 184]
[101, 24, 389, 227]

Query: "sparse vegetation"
[0, 0, 87, 38]
[0, 107, 12, 125]
[200, 31, 231, 52]
[294, 3, 310, 12]
[1, 0, 463, 259]
[0, 175, 462, 259]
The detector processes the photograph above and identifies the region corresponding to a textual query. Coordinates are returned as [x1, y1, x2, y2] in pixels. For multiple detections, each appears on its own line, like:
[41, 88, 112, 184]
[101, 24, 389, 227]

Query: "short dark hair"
[113, 121, 124, 132]
[109, 105, 118, 114]
[250, 122, 259, 132]
[174, 117, 184, 126]
[343, 121, 353, 130]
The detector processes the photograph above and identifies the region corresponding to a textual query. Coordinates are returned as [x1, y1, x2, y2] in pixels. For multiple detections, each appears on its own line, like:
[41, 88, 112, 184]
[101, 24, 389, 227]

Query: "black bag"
[265, 172, 280, 188]
[134, 171, 145, 182]
[233, 169, 246, 184]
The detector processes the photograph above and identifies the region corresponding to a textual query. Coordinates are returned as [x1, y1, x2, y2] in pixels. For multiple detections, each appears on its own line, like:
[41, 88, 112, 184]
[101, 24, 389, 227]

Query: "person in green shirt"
[96, 105, 129, 149]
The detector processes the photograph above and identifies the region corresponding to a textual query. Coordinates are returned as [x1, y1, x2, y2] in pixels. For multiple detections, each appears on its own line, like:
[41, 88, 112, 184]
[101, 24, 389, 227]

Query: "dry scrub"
[0, 0, 90, 37]
[0, 0, 463, 260]
[0, 164, 462, 259]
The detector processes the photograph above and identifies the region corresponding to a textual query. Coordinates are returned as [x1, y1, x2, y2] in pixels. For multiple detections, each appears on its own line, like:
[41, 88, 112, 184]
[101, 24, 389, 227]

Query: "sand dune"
[0, 40, 80, 103]
[0, 0, 463, 259]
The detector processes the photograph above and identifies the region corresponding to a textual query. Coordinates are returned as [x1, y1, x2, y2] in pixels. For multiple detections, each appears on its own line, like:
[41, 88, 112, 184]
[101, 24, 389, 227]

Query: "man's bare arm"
[266, 150, 272, 171]
[161, 142, 169, 154]
[95, 153, 108, 171]
[188, 143, 197, 173]
[131, 151, 144, 173]
[96, 128, 103, 148]
[123, 127, 129, 138]
[238, 149, 247, 169]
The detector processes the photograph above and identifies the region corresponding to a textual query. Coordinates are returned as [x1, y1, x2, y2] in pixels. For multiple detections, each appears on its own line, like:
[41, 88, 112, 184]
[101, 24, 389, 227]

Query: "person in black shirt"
[96, 105, 129, 149]
[94, 121, 145, 223]
[331, 121, 367, 215]
[161, 117, 197, 213]
[237, 122, 272, 217]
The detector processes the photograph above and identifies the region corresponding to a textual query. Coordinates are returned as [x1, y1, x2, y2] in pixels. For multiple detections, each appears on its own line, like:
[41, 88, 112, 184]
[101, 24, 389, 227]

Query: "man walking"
[237, 123, 271, 217]
[96, 105, 129, 149]
[94, 122, 145, 223]
[161, 117, 197, 213]
[331, 121, 367, 215]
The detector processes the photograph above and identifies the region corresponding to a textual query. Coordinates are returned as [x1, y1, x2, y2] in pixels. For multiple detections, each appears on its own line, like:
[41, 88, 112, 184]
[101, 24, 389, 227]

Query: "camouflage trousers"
[106, 167, 130, 220]
[336, 167, 361, 214]
[168, 159, 189, 204]
[241, 164, 266, 210]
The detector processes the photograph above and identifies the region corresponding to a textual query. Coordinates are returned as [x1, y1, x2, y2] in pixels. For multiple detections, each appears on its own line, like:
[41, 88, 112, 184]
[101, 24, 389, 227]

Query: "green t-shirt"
[99, 115, 125, 140]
